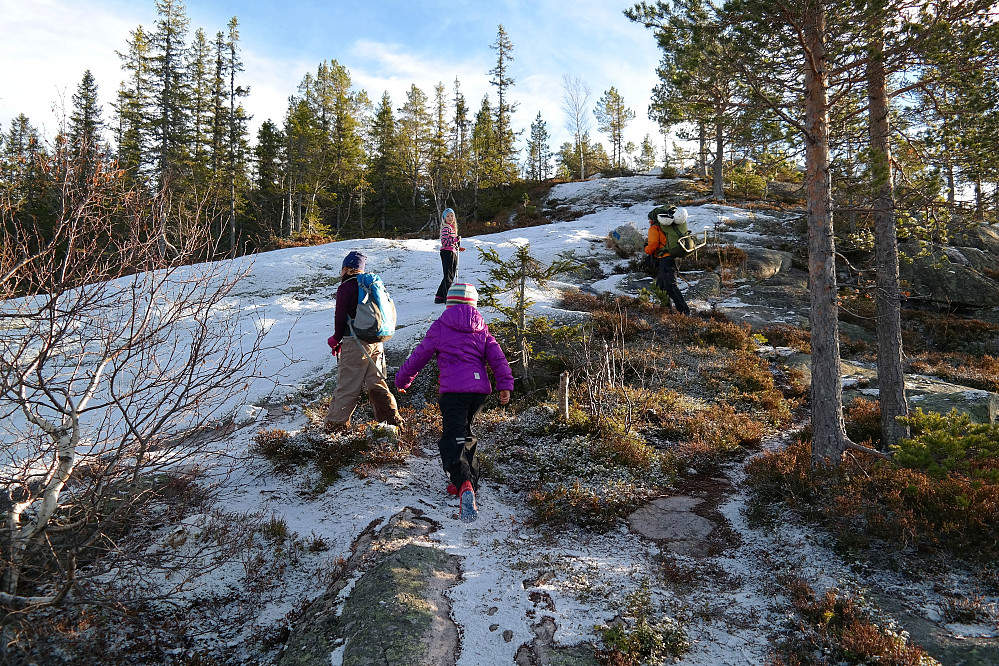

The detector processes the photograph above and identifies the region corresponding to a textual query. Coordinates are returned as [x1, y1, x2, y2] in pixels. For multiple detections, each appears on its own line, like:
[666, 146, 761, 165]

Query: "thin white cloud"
[1, 0, 670, 159]
[0, 0, 145, 136]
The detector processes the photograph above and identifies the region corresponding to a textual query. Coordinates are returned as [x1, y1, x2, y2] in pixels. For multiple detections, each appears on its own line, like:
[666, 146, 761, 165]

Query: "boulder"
[739, 246, 795, 281]
[783, 355, 999, 424]
[279, 508, 460, 666]
[607, 223, 646, 258]
[945, 246, 999, 274]
[899, 248, 999, 309]
[952, 224, 999, 256]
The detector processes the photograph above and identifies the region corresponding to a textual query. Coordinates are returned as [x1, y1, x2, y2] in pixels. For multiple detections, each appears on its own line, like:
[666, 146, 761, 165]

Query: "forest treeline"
[2, 0, 998, 263]
[0, 1, 662, 259]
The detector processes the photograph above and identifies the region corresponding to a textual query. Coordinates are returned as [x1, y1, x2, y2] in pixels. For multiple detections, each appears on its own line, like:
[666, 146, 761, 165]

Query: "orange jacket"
[644, 222, 669, 257]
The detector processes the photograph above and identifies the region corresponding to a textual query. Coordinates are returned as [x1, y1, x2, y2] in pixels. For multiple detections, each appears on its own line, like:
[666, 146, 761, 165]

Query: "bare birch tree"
[561, 75, 593, 180]
[0, 142, 270, 623]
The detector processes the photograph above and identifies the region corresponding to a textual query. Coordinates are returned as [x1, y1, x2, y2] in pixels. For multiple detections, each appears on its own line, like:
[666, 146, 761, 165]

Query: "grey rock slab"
[340, 543, 461, 666]
[627, 496, 715, 548]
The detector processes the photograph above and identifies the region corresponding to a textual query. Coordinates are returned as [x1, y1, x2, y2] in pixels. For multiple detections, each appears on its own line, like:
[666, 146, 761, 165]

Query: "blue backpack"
[350, 273, 397, 343]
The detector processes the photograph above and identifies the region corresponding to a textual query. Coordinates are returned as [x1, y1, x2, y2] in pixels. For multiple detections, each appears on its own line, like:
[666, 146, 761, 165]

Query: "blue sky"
[0, 0, 667, 160]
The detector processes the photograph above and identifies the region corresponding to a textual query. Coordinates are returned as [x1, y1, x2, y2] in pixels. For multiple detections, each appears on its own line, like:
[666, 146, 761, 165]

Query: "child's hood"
[438, 304, 485, 334]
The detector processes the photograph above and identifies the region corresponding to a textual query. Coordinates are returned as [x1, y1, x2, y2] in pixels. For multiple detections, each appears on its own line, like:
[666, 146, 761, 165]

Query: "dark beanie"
[342, 251, 366, 270]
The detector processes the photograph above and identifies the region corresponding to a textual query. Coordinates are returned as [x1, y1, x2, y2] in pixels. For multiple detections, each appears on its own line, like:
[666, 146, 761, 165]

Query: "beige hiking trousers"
[325, 338, 401, 426]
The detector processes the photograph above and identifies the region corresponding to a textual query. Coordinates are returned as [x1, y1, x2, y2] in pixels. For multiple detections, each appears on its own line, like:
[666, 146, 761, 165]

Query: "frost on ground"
[12, 176, 999, 665]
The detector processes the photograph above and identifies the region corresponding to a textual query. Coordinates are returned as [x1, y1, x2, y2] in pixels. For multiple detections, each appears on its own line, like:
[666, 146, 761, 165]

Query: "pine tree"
[489, 25, 519, 183]
[722, 0, 853, 463]
[593, 86, 635, 171]
[626, 0, 749, 198]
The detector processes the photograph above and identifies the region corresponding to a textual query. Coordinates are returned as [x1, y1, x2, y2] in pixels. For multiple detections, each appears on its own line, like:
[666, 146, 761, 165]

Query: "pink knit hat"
[446, 283, 478, 307]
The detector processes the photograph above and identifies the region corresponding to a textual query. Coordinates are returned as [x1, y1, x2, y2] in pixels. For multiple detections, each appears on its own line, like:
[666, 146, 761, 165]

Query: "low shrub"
[758, 324, 811, 354]
[767, 576, 931, 666]
[746, 415, 999, 561]
[909, 352, 999, 392]
[595, 584, 689, 665]
[685, 244, 748, 273]
[528, 479, 651, 531]
[844, 398, 883, 449]
[252, 429, 309, 469]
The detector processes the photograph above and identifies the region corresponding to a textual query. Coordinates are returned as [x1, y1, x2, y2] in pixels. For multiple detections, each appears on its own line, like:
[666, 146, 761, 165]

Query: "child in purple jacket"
[395, 283, 514, 523]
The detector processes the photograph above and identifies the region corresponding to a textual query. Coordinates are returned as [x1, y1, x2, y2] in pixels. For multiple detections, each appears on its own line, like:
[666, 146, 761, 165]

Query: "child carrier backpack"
[653, 206, 696, 258]
[350, 273, 397, 343]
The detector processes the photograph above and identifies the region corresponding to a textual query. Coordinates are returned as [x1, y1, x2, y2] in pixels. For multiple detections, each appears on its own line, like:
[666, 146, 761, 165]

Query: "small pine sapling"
[477, 243, 579, 385]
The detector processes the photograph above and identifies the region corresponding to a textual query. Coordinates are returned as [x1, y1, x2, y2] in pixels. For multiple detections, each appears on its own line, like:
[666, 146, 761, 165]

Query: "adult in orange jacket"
[644, 206, 691, 315]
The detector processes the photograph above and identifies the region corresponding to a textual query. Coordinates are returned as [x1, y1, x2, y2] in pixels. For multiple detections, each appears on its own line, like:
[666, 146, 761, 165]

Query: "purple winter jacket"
[395, 304, 514, 395]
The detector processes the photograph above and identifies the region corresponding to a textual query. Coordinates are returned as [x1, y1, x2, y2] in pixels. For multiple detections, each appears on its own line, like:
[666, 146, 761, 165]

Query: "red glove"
[328, 335, 341, 357]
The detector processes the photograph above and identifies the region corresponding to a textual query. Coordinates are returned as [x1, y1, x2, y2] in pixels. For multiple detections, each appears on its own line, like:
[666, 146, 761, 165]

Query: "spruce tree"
[187, 28, 212, 187]
[471, 96, 499, 193]
[224, 17, 250, 253]
[526, 112, 551, 182]
[637, 133, 658, 172]
[251, 119, 285, 239]
[114, 26, 153, 183]
[69, 70, 105, 181]
[368, 92, 401, 233]
[148, 0, 192, 191]
[397, 84, 432, 225]
[428, 82, 452, 219]
[451, 77, 470, 191]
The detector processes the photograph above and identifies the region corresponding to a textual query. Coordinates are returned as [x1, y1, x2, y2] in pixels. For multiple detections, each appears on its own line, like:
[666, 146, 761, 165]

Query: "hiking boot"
[446, 483, 459, 497]
[324, 420, 348, 433]
[459, 480, 477, 523]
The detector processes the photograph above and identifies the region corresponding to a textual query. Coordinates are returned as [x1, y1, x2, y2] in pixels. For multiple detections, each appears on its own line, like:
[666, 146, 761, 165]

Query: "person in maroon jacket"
[395, 283, 514, 523]
[324, 251, 403, 430]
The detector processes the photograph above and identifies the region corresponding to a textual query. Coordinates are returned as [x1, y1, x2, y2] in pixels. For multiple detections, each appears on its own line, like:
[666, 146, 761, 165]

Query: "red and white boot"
[458, 480, 477, 523]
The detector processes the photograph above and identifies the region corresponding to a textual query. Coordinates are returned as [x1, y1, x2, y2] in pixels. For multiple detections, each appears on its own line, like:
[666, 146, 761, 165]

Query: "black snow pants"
[437, 392, 487, 489]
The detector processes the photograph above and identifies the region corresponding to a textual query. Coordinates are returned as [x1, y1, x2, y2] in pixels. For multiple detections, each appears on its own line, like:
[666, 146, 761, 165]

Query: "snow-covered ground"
[7, 175, 991, 664]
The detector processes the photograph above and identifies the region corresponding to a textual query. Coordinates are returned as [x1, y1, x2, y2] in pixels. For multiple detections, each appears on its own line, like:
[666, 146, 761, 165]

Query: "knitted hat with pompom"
[446, 282, 478, 308]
